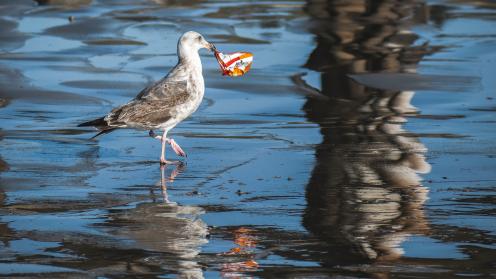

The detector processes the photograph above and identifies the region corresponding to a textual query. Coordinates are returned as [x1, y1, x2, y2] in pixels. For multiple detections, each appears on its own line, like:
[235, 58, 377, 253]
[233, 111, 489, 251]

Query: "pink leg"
[160, 130, 168, 165]
[150, 130, 186, 162]
[170, 139, 187, 157]
[159, 130, 177, 165]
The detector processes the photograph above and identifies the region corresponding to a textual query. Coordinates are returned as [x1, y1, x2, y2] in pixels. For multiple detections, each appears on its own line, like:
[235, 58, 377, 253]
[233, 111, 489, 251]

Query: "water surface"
[0, 0, 495, 278]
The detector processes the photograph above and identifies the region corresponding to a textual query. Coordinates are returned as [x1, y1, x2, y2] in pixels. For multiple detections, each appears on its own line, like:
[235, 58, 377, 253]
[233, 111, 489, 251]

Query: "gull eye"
[197, 36, 202, 41]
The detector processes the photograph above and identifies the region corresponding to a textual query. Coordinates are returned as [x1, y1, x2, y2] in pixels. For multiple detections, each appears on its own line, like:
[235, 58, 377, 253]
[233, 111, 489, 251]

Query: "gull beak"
[204, 41, 216, 52]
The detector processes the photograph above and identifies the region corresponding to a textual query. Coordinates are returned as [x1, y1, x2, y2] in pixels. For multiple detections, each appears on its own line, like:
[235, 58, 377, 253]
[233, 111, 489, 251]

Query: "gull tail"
[78, 117, 117, 139]
[78, 116, 107, 127]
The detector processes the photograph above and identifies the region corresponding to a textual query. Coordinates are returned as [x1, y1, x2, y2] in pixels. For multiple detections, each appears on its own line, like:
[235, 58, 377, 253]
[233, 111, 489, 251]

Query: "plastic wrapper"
[214, 50, 253, 77]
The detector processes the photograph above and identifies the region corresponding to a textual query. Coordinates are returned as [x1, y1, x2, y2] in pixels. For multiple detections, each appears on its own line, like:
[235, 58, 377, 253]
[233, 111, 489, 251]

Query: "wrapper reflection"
[219, 227, 259, 278]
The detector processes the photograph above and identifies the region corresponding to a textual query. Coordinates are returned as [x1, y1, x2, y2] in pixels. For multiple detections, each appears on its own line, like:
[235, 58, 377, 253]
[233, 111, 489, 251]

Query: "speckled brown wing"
[105, 80, 189, 129]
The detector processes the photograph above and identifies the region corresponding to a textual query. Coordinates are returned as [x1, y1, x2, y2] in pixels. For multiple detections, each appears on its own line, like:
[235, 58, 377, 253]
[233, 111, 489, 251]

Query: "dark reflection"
[106, 163, 208, 278]
[0, 100, 11, 247]
[0, 98, 8, 173]
[300, 0, 433, 266]
[34, 0, 92, 6]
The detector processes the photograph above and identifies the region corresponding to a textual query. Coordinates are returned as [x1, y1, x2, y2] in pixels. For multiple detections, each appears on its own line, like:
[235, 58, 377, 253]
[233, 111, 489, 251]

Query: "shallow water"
[0, 0, 495, 278]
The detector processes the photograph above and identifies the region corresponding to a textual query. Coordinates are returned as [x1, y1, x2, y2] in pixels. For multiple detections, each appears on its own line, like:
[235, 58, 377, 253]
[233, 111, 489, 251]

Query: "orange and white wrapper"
[214, 50, 253, 77]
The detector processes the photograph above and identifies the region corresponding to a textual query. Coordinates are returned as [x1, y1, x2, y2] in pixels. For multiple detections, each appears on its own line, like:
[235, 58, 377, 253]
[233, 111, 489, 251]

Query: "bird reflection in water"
[298, 0, 434, 268]
[110, 163, 208, 278]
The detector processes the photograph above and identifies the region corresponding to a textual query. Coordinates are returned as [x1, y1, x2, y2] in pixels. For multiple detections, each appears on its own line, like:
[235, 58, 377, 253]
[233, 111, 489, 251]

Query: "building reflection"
[0, 99, 10, 248]
[300, 0, 433, 266]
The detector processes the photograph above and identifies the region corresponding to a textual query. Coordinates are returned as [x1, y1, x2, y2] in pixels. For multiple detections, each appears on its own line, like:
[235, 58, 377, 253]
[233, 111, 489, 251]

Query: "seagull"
[79, 31, 215, 164]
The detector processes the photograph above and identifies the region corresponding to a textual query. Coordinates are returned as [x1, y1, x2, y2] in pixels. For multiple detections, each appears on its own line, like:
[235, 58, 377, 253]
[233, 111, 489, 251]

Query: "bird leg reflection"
[157, 163, 185, 204]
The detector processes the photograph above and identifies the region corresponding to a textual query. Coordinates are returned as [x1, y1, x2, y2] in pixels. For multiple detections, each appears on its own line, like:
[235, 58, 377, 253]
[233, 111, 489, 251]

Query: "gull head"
[178, 31, 215, 54]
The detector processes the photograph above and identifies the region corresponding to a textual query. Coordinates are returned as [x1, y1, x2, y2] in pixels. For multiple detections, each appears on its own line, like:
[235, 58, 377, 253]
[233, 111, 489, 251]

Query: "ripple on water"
[17, 16, 68, 34]
[15, 35, 82, 53]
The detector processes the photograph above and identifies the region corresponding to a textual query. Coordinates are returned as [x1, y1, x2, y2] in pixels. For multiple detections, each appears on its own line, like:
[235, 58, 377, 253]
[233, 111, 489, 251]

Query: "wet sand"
[0, 0, 495, 278]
